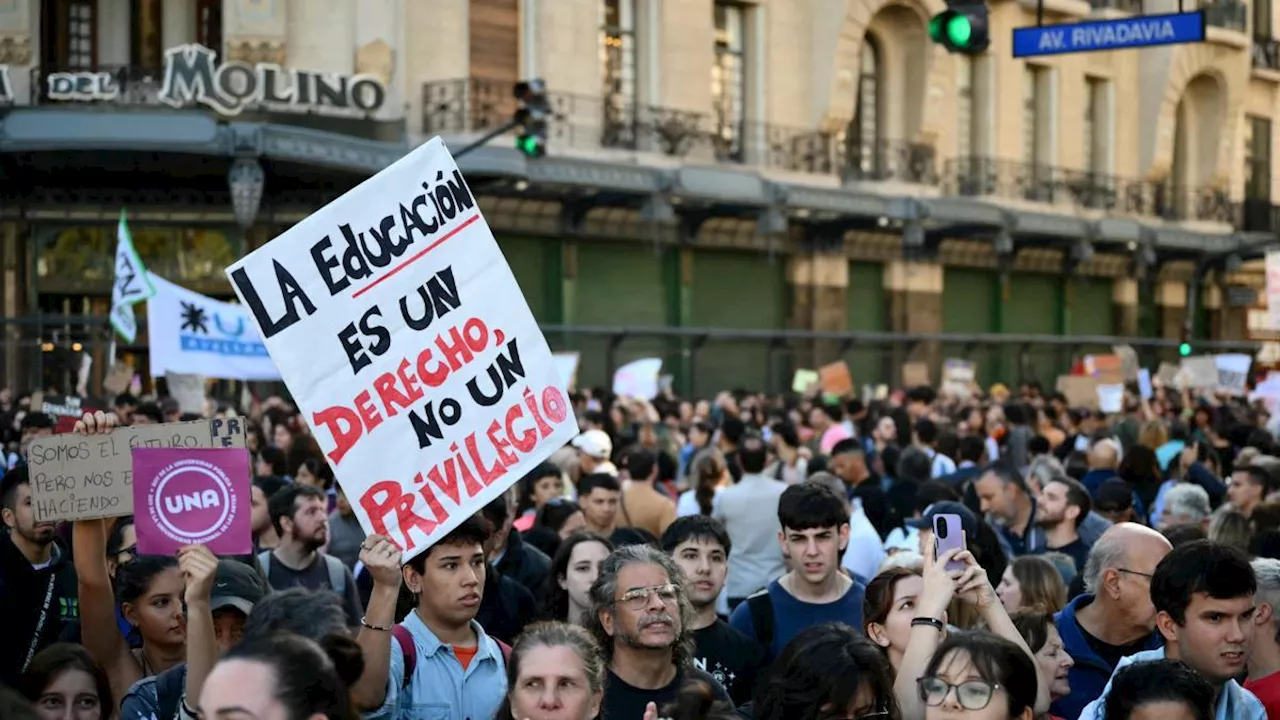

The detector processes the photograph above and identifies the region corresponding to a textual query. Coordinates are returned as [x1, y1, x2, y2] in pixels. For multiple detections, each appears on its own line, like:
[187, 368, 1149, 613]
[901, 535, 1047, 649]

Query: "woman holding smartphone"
[891, 522, 1050, 720]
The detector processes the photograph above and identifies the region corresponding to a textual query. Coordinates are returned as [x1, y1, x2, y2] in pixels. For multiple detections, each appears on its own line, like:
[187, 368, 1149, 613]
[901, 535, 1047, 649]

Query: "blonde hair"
[1009, 555, 1068, 614]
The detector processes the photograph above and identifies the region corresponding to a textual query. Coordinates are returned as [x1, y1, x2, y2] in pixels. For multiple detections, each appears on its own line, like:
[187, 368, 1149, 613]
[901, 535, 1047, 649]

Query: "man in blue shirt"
[1077, 540, 1266, 720]
[728, 481, 867, 662]
[352, 516, 507, 720]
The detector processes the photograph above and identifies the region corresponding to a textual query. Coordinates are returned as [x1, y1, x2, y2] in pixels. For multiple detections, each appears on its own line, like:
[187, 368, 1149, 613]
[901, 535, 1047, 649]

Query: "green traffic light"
[515, 135, 540, 156]
[1179, 342, 1192, 357]
[928, 14, 945, 42]
[946, 14, 974, 46]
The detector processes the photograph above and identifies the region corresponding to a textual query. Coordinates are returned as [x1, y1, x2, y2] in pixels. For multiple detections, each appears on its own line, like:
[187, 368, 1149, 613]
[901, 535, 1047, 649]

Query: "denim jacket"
[1078, 647, 1266, 720]
[363, 611, 507, 720]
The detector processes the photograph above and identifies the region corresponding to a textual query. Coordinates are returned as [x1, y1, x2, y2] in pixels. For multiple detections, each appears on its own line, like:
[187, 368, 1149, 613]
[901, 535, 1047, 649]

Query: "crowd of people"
[1, 378, 1279, 720]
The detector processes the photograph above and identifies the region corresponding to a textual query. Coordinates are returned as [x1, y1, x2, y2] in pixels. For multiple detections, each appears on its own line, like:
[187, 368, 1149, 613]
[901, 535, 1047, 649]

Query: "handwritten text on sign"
[28, 418, 246, 522]
[224, 138, 576, 561]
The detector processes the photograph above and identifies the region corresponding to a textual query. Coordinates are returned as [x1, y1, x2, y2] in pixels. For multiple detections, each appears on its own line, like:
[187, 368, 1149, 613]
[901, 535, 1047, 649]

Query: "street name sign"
[1012, 10, 1205, 58]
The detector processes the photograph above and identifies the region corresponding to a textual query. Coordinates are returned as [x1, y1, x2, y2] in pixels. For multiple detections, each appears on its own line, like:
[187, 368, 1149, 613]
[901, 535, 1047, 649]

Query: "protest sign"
[613, 358, 662, 399]
[902, 362, 930, 388]
[103, 363, 134, 397]
[28, 418, 246, 522]
[1215, 353, 1252, 396]
[147, 273, 281, 381]
[1268, 251, 1280, 330]
[1096, 384, 1125, 414]
[1138, 368, 1153, 400]
[133, 447, 251, 555]
[1113, 345, 1140, 381]
[1156, 362, 1181, 387]
[41, 395, 104, 434]
[941, 359, 976, 399]
[1180, 356, 1219, 389]
[166, 373, 207, 415]
[223, 138, 576, 560]
[791, 369, 819, 394]
[1057, 375, 1100, 409]
[818, 361, 853, 397]
[1085, 354, 1125, 384]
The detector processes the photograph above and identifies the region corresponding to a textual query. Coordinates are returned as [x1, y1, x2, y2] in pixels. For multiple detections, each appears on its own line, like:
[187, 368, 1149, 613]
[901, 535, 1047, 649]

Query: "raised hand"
[178, 544, 219, 604]
[919, 543, 963, 621]
[360, 535, 404, 590]
[73, 410, 117, 436]
[954, 549, 997, 611]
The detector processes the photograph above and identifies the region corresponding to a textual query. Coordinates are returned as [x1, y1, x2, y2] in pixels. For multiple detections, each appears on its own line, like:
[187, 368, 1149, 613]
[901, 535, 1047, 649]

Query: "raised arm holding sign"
[225, 138, 576, 560]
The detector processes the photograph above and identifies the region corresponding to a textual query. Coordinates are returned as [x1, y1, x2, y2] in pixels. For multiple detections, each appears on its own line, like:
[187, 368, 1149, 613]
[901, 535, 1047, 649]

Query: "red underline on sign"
[351, 213, 482, 300]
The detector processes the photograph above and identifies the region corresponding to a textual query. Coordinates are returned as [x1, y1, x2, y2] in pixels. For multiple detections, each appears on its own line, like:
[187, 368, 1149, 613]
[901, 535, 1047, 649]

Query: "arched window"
[850, 37, 882, 175]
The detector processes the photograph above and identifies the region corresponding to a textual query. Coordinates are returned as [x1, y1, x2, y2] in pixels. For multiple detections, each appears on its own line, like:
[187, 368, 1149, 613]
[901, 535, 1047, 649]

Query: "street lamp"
[228, 158, 266, 230]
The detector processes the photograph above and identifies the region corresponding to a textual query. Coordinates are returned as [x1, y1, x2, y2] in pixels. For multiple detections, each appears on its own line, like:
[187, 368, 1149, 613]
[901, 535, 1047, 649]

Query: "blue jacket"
[1078, 647, 1266, 720]
[1052, 594, 1164, 720]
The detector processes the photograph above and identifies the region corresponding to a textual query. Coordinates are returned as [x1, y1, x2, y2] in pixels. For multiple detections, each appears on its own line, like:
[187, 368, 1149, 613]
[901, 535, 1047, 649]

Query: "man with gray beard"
[585, 544, 730, 719]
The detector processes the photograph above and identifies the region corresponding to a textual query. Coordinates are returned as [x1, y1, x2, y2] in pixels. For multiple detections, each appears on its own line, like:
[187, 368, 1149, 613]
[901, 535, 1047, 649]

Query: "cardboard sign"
[1156, 362, 1181, 387]
[223, 138, 576, 561]
[1180, 356, 1219, 389]
[902, 362, 930, 388]
[1215, 353, 1252, 396]
[1113, 345, 1140, 381]
[818, 361, 854, 397]
[133, 447, 251, 555]
[941, 359, 976, 399]
[166, 373, 207, 415]
[41, 395, 104, 434]
[791, 369, 819, 394]
[1086, 354, 1125, 384]
[103, 363, 135, 397]
[27, 418, 246, 522]
[1057, 375, 1100, 409]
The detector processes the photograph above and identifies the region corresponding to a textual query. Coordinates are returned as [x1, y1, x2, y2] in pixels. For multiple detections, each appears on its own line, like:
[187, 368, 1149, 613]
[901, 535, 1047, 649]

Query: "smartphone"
[933, 514, 967, 572]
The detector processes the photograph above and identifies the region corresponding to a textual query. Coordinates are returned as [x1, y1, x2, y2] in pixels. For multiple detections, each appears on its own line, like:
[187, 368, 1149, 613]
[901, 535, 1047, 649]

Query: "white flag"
[109, 210, 156, 342]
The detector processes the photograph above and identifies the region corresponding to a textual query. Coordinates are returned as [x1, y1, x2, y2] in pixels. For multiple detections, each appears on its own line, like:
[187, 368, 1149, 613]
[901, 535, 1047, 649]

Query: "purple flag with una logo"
[133, 447, 252, 555]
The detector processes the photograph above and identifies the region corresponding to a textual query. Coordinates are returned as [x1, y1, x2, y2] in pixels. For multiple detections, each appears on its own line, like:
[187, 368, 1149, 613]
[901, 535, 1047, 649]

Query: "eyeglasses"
[917, 676, 1000, 710]
[1116, 568, 1153, 579]
[115, 545, 138, 562]
[615, 584, 679, 610]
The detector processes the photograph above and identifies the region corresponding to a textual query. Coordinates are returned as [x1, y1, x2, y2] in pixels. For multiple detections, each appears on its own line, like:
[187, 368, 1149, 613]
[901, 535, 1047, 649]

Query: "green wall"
[846, 262, 886, 385]
[1006, 274, 1062, 384]
[573, 243, 667, 389]
[690, 250, 786, 393]
[495, 236, 552, 322]
[942, 268, 998, 387]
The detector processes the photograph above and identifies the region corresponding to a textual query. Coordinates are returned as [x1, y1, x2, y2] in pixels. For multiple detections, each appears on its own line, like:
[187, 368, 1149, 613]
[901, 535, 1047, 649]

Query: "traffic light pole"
[451, 119, 520, 159]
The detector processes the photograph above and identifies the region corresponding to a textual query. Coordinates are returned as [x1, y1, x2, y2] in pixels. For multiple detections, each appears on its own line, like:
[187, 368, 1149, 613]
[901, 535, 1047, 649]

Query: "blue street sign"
[1012, 10, 1205, 58]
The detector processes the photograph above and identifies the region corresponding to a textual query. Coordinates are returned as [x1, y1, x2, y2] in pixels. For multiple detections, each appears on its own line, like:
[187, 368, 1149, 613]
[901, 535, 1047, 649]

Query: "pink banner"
[133, 447, 251, 555]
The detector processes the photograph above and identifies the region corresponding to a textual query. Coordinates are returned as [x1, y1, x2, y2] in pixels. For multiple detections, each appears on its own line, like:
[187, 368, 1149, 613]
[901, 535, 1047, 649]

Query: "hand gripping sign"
[133, 447, 252, 555]
[224, 138, 576, 561]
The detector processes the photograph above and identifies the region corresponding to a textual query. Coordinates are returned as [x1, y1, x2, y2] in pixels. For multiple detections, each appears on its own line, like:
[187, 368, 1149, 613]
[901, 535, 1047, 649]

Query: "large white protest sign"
[224, 138, 576, 560]
[147, 273, 281, 381]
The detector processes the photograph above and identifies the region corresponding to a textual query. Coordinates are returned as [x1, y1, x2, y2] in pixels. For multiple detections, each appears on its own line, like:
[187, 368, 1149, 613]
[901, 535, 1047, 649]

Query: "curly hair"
[584, 544, 696, 668]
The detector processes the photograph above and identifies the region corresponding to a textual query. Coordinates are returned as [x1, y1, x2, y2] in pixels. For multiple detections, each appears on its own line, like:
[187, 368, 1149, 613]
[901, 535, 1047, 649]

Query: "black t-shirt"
[1079, 616, 1151, 670]
[693, 620, 765, 705]
[1046, 537, 1091, 579]
[602, 666, 730, 720]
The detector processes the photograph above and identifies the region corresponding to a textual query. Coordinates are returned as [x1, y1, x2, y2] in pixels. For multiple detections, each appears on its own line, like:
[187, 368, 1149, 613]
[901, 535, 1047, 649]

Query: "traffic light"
[1179, 326, 1192, 357]
[513, 79, 549, 158]
[929, 3, 990, 54]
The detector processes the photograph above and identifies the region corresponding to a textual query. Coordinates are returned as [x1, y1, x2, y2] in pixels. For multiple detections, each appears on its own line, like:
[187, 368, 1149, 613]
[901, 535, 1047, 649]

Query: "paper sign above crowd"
[613, 358, 662, 400]
[224, 138, 576, 561]
[133, 447, 252, 555]
[147, 273, 281, 381]
[28, 418, 246, 522]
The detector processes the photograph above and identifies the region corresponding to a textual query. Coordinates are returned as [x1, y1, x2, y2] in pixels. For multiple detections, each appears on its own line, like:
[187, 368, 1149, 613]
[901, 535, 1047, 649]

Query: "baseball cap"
[907, 501, 980, 541]
[1094, 479, 1134, 513]
[209, 559, 269, 615]
[570, 429, 612, 460]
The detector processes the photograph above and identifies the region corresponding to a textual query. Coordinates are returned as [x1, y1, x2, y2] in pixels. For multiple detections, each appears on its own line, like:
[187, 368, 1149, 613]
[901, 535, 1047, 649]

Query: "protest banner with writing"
[613, 358, 662, 400]
[1057, 375, 1100, 409]
[1181, 356, 1220, 389]
[223, 138, 576, 560]
[942, 359, 976, 399]
[28, 418, 246, 522]
[1215, 353, 1252, 396]
[147, 273, 281, 381]
[1085, 355, 1125, 384]
[133, 447, 251, 555]
[41, 395, 104, 434]
[1156, 362, 1181, 387]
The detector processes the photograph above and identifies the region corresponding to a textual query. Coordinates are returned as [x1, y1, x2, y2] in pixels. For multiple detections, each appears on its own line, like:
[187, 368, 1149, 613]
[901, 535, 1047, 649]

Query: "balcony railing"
[1203, 0, 1248, 31]
[1090, 0, 1143, 12]
[1239, 198, 1280, 232]
[1255, 36, 1280, 71]
[943, 157, 1235, 222]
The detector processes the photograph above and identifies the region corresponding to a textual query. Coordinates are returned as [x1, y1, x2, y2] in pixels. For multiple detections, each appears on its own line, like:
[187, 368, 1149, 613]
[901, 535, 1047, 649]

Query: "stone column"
[786, 251, 848, 370]
[1157, 280, 1188, 340]
[884, 260, 943, 381]
[355, 0, 400, 124]
[1112, 278, 1139, 337]
[223, 0, 288, 65]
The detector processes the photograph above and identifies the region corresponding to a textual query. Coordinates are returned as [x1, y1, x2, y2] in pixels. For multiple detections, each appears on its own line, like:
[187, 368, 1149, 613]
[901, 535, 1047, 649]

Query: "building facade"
[0, 0, 1271, 396]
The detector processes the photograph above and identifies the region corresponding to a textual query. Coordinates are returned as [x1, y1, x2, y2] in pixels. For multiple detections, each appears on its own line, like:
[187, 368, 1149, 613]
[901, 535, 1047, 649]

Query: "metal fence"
[0, 316, 1261, 399]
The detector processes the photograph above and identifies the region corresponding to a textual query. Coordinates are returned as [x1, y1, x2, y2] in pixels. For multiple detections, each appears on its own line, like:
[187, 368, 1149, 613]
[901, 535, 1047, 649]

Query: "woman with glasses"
[893, 544, 1049, 719]
[916, 633, 1038, 720]
[750, 622, 899, 720]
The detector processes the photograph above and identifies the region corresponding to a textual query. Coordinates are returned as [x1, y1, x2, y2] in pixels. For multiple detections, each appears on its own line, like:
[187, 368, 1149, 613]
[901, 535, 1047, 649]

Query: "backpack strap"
[747, 590, 774, 654]
[323, 554, 346, 596]
[392, 625, 416, 689]
[497, 639, 512, 663]
[256, 551, 272, 583]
